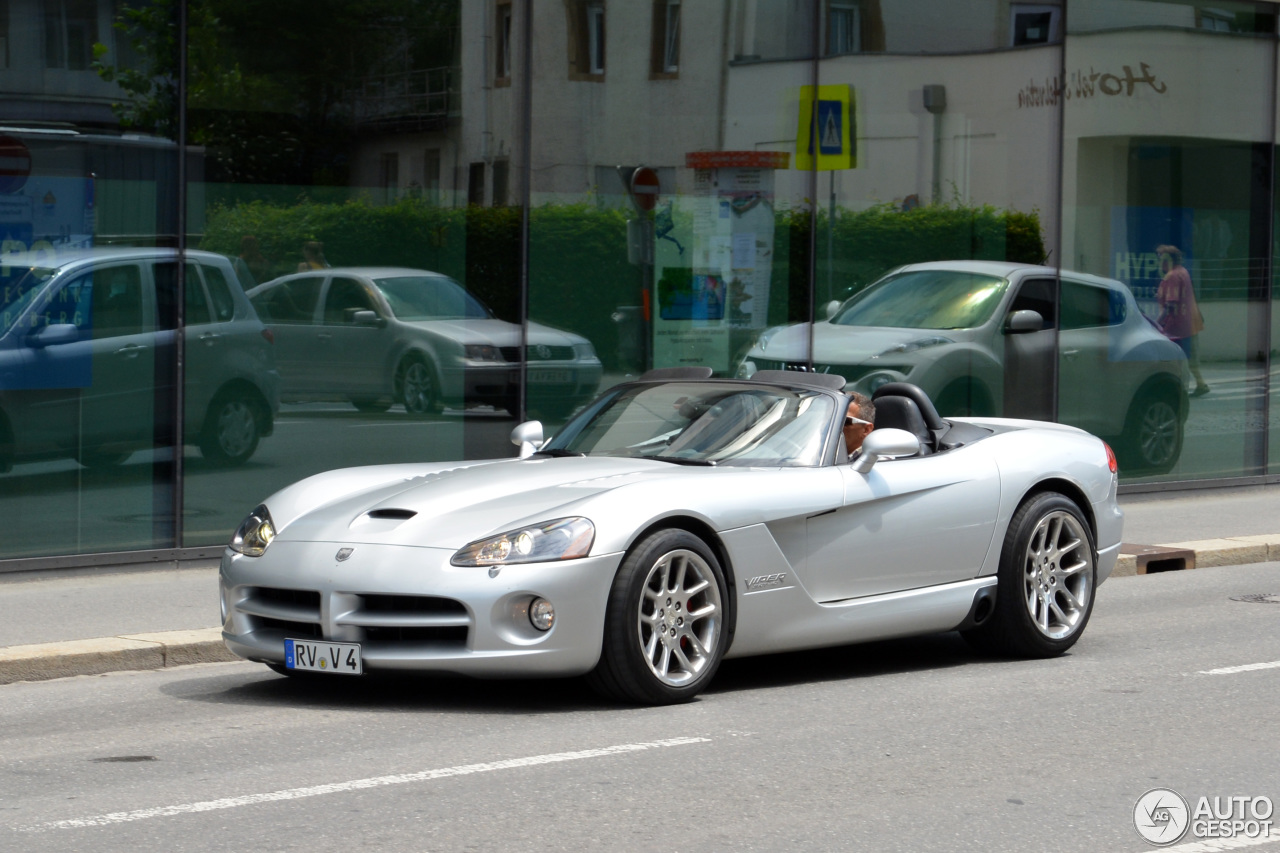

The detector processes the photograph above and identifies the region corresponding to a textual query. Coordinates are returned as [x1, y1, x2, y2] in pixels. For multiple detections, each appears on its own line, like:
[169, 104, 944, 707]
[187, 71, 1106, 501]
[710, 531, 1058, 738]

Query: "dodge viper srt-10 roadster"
[220, 368, 1123, 705]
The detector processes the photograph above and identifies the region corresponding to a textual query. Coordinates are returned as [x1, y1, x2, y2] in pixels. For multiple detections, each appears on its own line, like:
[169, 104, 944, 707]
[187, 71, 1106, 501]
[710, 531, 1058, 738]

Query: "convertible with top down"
[220, 368, 1123, 704]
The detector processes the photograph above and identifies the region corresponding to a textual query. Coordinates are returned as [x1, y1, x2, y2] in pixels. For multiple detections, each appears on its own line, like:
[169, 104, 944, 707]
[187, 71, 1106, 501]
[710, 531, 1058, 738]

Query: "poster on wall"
[652, 152, 787, 373]
[1109, 205, 1193, 321]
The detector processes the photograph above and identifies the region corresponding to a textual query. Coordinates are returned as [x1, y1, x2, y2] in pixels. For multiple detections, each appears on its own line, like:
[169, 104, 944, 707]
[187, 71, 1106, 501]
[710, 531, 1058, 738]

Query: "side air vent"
[367, 509, 417, 520]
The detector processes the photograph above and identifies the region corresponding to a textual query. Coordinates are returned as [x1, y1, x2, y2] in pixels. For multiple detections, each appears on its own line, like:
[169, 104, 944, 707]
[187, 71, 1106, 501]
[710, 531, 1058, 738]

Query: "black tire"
[587, 529, 729, 705]
[935, 380, 993, 417]
[1119, 388, 1183, 474]
[962, 492, 1096, 657]
[398, 355, 442, 415]
[352, 399, 392, 414]
[199, 390, 262, 465]
[75, 448, 132, 468]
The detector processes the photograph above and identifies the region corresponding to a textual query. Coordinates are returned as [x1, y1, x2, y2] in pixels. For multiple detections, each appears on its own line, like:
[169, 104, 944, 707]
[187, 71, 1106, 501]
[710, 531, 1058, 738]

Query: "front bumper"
[220, 540, 622, 678]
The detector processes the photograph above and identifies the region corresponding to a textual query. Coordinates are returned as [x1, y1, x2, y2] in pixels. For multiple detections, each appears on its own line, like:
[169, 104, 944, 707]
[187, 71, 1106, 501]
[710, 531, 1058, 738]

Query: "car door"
[316, 276, 391, 397]
[1057, 279, 1133, 436]
[1001, 275, 1057, 421]
[79, 261, 157, 448]
[803, 449, 1001, 602]
[251, 276, 325, 397]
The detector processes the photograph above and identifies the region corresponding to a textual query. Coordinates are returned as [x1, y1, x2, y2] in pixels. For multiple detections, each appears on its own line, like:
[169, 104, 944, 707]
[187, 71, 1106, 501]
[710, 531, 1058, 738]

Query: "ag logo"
[1134, 788, 1190, 846]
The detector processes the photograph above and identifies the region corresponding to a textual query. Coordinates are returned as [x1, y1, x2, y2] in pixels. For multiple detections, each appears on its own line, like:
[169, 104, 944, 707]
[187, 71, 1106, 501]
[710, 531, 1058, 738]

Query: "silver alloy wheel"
[636, 548, 723, 687]
[402, 360, 436, 413]
[1138, 399, 1179, 466]
[1022, 510, 1094, 640]
[216, 400, 256, 458]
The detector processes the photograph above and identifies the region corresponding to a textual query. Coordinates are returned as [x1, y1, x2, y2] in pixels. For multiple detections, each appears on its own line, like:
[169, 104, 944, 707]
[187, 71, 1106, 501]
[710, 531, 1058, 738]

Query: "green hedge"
[201, 197, 1044, 371]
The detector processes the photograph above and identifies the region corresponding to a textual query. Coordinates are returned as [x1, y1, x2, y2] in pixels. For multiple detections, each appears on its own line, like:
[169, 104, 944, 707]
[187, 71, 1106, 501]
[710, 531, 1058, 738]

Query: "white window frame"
[587, 2, 605, 75]
[662, 0, 680, 72]
[827, 1, 861, 56]
[496, 2, 513, 80]
[1009, 4, 1062, 47]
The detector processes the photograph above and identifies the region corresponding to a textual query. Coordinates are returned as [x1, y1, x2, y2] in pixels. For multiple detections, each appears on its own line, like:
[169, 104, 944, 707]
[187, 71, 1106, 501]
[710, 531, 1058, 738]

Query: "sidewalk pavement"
[4, 484, 1280, 685]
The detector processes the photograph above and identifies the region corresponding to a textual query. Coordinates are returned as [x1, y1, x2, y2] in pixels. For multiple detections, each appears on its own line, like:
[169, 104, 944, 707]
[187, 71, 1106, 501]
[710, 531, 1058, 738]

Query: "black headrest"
[872, 382, 945, 431]
[872, 396, 933, 456]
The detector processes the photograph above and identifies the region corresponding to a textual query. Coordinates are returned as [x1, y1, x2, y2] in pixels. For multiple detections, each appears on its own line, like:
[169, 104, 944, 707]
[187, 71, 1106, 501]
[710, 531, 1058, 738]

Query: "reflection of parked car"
[740, 261, 1189, 473]
[0, 249, 279, 471]
[221, 370, 1121, 705]
[247, 268, 602, 417]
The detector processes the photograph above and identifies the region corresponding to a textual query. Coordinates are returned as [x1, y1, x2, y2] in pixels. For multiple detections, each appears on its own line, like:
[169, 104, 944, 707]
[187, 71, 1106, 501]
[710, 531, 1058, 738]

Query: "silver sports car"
[220, 368, 1123, 705]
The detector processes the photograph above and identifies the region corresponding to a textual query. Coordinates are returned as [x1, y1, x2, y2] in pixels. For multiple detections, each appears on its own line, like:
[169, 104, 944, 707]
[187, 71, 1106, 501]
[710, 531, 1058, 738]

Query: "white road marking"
[1135, 830, 1278, 852]
[1198, 661, 1280, 675]
[19, 737, 710, 832]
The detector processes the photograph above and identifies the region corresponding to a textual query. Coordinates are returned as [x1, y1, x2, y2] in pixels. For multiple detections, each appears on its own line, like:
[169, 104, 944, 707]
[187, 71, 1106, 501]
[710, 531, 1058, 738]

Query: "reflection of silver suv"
[0, 249, 279, 471]
[248, 268, 603, 417]
[740, 261, 1189, 472]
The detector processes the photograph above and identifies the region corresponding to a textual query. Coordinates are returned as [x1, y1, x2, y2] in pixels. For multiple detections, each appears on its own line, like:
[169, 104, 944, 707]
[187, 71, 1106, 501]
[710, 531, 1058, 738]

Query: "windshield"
[543, 382, 836, 467]
[0, 265, 57, 333]
[830, 269, 1008, 330]
[373, 275, 492, 320]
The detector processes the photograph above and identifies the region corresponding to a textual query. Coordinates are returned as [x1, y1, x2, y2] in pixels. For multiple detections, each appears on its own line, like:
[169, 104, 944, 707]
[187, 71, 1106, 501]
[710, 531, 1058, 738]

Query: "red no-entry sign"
[0, 135, 32, 194]
[630, 166, 660, 212]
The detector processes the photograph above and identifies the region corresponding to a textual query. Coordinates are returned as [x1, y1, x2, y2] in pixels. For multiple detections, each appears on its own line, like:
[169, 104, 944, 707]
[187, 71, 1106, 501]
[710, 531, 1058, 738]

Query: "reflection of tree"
[94, 0, 459, 186]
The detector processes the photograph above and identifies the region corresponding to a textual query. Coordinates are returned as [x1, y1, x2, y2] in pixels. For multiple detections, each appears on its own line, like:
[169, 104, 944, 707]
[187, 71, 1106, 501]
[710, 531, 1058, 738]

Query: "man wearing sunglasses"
[843, 392, 876, 457]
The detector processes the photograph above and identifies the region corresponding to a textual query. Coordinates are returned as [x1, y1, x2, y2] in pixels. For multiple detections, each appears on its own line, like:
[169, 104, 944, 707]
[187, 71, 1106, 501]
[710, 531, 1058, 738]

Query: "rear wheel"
[963, 492, 1096, 657]
[1120, 389, 1182, 474]
[936, 380, 993, 417]
[587, 529, 729, 705]
[199, 391, 262, 465]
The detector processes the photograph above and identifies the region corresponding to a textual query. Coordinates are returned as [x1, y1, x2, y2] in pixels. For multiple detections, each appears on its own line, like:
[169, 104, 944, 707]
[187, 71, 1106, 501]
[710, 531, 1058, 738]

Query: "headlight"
[573, 342, 597, 360]
[876, 336, 952, 356]
[756, 326, 782, 353]
[229, 504, 276, 557]
[451, 517, 594, 566]
[464, 344, 504, 362]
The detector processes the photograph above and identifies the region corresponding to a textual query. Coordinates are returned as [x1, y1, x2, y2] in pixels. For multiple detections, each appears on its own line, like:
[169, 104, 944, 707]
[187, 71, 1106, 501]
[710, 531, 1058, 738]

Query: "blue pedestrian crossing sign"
[796, 85, 856, 170]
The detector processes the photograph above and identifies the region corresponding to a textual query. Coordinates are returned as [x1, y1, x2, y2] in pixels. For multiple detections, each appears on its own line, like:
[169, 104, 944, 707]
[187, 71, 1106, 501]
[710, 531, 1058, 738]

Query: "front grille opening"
[361, 594, 467, 615]
[253, 587, 321, 609]
[362, 626, 468, 644]
[253, 617, 322, 638]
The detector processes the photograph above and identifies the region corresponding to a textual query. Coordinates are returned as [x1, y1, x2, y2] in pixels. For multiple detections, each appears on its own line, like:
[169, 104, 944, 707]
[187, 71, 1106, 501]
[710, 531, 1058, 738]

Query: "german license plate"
[529, 368, 573, 383]
[285, 638, 362, 675]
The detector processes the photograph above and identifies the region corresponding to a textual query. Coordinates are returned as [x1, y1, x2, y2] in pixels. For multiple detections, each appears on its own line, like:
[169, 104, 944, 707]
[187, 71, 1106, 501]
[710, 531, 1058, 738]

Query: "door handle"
[317, 332, 333, 341]
[1062, 349, 1079, 361]
[199, 332, 221, 346]
[113, 344, 147, 359]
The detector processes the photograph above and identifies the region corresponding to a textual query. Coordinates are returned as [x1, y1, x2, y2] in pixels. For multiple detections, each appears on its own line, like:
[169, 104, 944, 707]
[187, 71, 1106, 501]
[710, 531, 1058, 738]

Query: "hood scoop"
[350, 507, 419, 534]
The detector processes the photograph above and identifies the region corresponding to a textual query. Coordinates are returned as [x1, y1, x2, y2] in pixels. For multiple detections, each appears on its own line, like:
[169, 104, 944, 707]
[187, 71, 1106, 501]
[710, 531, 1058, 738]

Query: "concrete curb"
[1, 539, 1276, 685]
[0, 628, 234, 685]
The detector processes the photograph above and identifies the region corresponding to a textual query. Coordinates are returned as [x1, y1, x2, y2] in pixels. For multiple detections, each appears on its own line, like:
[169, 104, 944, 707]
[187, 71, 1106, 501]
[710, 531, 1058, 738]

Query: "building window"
[424, 148, 441, 204]
[827, 1, 861, 55]
[567, 0, 605, 79]
[43, 0, 97, 70]
[492, 160, 509, 207]
[651, 1, 680, 75]
[1009, 4, 1062, 46]
[380, 152, 399, 204]
[468, 162, 485, 206]
[496, 2, 512, 83]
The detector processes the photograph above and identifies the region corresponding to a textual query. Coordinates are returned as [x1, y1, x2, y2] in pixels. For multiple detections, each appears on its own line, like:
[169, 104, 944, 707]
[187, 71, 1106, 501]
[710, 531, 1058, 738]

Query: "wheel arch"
[205, 379, 274, 438]
[1016, 477, 1097, 547]
[1133, 371, 1188, 421]
[625, 514, 739, 647]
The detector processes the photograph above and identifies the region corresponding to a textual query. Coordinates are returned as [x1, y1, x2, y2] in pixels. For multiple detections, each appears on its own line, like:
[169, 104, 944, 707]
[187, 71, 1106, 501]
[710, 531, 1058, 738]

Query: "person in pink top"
[1156, 244, 1209, 397]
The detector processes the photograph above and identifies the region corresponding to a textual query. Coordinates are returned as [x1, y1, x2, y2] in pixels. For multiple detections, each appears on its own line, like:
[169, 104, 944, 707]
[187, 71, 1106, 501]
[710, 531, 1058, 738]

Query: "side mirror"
[352, 310, 385, 327]
[1005, 309, 1044, 334]
[820, 300, 843, 321]
[851, 428, 921, 474]
[27, 324, 79, 348]
[510, 420, 544, 458]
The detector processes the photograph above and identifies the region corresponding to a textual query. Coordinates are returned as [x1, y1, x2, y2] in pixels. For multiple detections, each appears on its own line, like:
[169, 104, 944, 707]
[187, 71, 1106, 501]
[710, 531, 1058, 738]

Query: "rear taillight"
[1103, 441, 1117, 474]
[261, 328, 274, 345]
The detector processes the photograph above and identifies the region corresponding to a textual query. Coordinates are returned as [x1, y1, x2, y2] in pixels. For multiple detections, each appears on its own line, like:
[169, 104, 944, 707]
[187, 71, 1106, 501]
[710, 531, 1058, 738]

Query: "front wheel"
[963, 492, 1096, 657]
[1120, 390, 1183, 474]
[199, 392, 261, 465]
[587, 529, 729, 705]
[398, 356, 442, 415]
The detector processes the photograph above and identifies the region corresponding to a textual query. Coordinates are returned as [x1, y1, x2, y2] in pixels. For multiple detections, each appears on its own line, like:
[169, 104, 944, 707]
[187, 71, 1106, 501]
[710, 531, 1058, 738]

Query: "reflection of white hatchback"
[248, 268, 602, 417]
[740, 261, 1189, 472]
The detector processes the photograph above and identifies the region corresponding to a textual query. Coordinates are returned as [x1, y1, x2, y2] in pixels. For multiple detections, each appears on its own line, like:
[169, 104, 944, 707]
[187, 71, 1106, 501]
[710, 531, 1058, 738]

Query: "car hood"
[751, 322, 966, 364]
[397, 317, 586, 348]
[271, 456, 699, 550]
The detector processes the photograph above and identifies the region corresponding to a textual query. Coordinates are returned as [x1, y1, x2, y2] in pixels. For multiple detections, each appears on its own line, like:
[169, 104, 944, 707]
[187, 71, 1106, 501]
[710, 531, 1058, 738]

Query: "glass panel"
[1061, 0, 1276, 481]
[806, 1, 1060, 419]
[0, 0, 178, 559]
[181, 1, 476, 548]
[529, 1, 818, 429]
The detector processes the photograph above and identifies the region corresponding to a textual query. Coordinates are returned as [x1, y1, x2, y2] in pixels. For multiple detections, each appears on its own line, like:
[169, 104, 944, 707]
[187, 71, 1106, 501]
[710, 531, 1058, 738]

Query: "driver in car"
[844, 392, 875, 457]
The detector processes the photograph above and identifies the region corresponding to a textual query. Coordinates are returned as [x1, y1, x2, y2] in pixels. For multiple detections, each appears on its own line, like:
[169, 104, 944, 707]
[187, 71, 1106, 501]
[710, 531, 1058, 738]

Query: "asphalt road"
[1, 561, 1277, 852]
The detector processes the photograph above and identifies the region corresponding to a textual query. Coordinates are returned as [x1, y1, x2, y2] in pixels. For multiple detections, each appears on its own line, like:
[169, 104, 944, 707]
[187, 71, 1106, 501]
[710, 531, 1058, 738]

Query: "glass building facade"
[1, 0, 1279, 567]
